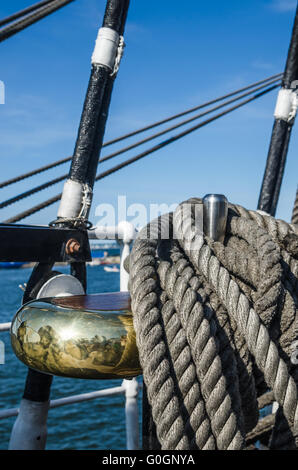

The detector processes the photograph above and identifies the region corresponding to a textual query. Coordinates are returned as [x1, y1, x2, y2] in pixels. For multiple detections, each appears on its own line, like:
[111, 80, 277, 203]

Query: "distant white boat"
[103, 265, 120, 273]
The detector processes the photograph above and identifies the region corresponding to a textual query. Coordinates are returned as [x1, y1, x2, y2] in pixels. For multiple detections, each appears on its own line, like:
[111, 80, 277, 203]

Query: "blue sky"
[0, 0, 297, 226]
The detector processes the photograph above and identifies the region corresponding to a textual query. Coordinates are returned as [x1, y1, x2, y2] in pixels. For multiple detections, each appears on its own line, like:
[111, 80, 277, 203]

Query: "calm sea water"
[0, 265, 142, 450]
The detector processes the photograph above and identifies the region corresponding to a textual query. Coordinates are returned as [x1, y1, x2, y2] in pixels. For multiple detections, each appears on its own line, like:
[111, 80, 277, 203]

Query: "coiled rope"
[129, 198, 298, 450]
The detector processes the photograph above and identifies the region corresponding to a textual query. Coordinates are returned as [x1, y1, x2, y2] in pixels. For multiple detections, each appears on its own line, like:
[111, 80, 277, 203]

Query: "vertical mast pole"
[258, 5, 298, 216]
[58, 0, 130, 230]
[9, 0, 130, 450]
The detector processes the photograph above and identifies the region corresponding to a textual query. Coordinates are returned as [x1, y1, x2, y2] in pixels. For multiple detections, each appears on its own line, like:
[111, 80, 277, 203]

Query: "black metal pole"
[67, 0, 129, 188]
[9, 0, 130, 450]
[58, 0, 130, 295]
[9, 261, 54, 449]
[258, 5, 298, 216]
[57, 0, 130, 357]
[57, 0, 130, 227]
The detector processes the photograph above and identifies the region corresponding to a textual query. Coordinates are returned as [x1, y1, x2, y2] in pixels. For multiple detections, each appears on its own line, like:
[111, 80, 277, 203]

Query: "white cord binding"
[274, 88, 298, 122]
[78, 183, 93, 220]
[91, 27, 124, 76]
[58, 179, 93, 222]
[110, 35, 125, 77]
[58, 180, 83, 219]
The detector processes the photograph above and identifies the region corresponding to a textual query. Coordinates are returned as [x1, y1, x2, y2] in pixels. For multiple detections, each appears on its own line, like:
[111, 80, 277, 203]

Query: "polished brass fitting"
[11, 292, 141, 380]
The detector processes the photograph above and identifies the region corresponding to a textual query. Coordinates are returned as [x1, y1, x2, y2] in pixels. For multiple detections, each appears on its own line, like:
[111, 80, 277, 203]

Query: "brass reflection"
[11, 299, 141, 380]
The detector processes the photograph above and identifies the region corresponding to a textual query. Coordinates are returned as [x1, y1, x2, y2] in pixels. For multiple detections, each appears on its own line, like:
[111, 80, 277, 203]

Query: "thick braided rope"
[130, 219, 217, 449]
[227, 204, 298, 410]
[131, 217, 244, 448]
[225, 205, 297, 448]
[229, 204, 298, 307]
[212, 216, 296, 359]
[160, 291, 216, 449]
[158, 251, 245, 449]
[130, 240, 189, 449]
[169, 240, 258, 433]
[174, 202, 298, 441]
[130, 218, 217, 449]
[129, 199, 298, 449]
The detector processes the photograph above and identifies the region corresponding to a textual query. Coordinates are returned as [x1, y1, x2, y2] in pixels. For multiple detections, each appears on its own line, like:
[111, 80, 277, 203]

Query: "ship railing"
[0, 376, 141, 450]
[87, 221, 137, 292]
[0, 221, 141, 450]
[0, 323, 10, 332]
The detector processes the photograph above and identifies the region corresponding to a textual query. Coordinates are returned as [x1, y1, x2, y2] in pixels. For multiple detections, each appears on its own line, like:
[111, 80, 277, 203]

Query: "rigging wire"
[99, 78, 281, 165]
[103, 73, 282, 146]
[0, 0, 75, 43]
[0, 1, 56, 28]
[2, 83, 278, 224]
[94, 85, 279, 183]
[0, 73, 282, 190]
[0, 77, 282, 211]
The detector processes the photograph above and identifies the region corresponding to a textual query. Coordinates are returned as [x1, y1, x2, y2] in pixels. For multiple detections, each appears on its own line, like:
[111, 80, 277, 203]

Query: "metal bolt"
[65, 238, 81, 255]
[203, 194, 228, 242]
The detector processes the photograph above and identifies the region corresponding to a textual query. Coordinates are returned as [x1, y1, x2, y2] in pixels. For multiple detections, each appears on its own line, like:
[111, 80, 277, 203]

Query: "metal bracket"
[0, 223, 91, 263]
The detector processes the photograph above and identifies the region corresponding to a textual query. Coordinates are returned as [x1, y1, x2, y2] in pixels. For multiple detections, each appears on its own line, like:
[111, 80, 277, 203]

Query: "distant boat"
[103, 265, 120, 273]
[0, 262, 24, 269]
[91, 247, 120, 259]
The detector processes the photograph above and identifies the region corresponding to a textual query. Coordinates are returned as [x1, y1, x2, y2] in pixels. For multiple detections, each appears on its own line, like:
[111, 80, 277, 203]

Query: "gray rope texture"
[129, 198, 298, 450]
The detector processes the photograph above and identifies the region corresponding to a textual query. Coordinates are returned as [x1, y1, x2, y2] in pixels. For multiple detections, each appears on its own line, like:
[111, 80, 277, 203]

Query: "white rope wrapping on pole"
[91, 27, 121, 72]
[274, 88, 298, 122]
[57, 179, 92, 226]
[57, 180, 84, 219]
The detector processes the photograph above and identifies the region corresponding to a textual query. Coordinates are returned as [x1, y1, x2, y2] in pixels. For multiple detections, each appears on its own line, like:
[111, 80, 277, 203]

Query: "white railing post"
[9, 400, 49, 450]
[117, 222, 135, 292]
[120, 241, 130, 292]
[118, 222, 139, 449]
[88, 221, 137, 292]
[123, 378, 139, 450]
[0, 339, 4, 364]
[0, 322, 11, 332]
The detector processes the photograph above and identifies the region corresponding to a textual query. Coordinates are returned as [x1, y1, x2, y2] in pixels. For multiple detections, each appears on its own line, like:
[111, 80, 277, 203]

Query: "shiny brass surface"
[11, 292, 142, 380]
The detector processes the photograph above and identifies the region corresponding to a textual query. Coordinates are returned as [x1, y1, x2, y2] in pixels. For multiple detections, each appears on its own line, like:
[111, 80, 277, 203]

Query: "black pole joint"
[258, 6, 298, 216]
[68, 0, 130, 189]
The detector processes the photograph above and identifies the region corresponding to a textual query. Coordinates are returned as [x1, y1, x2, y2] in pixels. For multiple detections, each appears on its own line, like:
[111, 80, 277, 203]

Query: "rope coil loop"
[129, 198, 298, 450]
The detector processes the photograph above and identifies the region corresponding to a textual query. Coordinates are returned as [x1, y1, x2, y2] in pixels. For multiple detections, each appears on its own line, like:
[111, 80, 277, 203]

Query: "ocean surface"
[0, 265, 142, 450]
